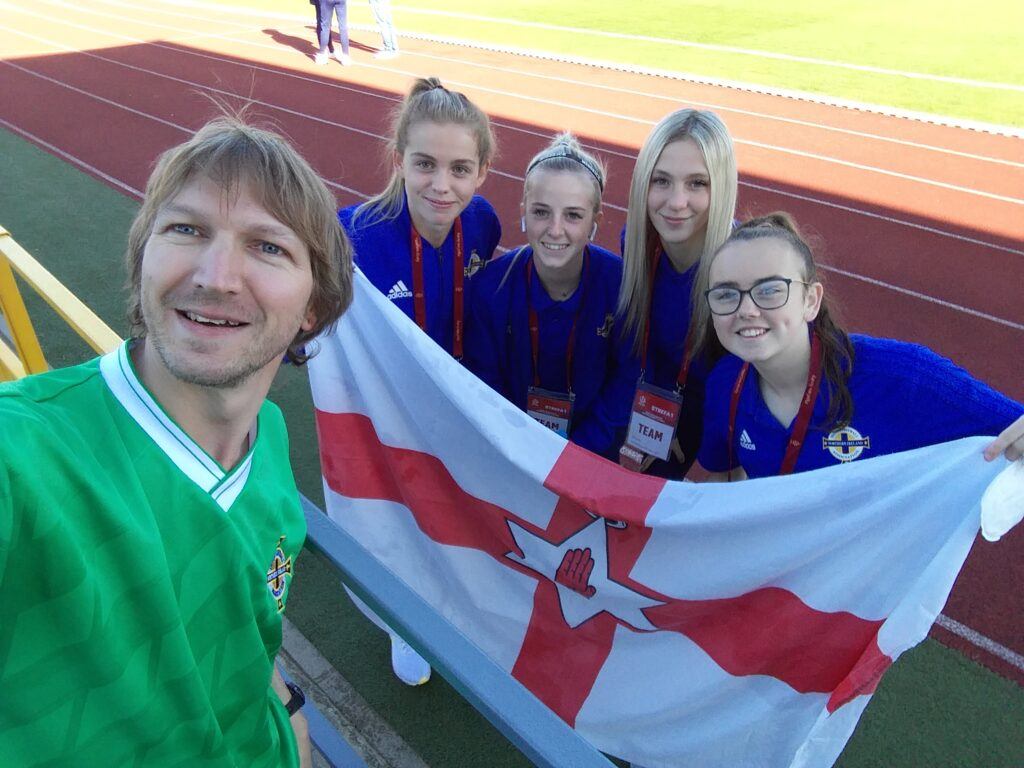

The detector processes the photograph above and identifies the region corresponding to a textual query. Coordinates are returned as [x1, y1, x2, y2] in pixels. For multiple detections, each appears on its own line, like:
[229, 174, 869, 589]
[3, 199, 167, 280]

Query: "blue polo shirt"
[699, 334, 1023, 478]
[339, 195, 501, 355]
[464, 244, 640, 459]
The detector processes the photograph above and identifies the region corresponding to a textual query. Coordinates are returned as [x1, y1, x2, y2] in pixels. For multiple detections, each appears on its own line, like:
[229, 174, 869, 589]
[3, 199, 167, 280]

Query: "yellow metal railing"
[0, 226, 121, 381]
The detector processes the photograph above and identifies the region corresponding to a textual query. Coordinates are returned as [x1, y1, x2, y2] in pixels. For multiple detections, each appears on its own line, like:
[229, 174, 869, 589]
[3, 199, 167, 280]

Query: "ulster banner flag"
[308, 271, 1010, 768]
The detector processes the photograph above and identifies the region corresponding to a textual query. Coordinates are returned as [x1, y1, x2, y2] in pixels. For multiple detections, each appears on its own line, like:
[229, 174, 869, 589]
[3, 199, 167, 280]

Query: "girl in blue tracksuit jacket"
[465, 132, 638, 459]
[615, 108, 738, 478]
[334, 76, 501, 689]
[694, 212, 1024, 480]
[338, 76, 501, 358]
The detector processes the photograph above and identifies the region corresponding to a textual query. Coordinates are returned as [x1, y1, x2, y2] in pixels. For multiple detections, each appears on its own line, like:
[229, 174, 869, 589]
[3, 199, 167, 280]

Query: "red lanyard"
[410, 217, 465, 358]
[640, 250, 691, 392]
[727, 333, 823, 476]
[526, 249, 588, 391]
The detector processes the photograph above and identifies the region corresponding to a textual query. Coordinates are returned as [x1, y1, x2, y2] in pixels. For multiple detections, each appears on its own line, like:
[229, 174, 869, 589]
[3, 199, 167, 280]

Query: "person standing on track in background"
[0, 116, 354, 768]
[368, 0, 400, 59]
[694, 212, 1024, 481]
[337, 76, 500, 686]
[310, 0, 334, 57]
[314, 0, 351, 66]
[616, 109, 737, 479]
[465, 132, 637, 459]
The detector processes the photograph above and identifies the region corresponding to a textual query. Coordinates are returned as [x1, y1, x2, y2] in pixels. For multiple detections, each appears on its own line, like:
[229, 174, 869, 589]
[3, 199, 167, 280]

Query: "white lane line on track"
[17, 0, 1024, 204]
[154, 0, 1024, 138]
[4, 16, 1022, 261]
[56, 0, 1024, 169]
[0, 24, 625, 205]
[12, 15, 1024, 260]
[0, 58, 192, 133]
[315, 37, 1024, 170]
[0, 117, 143, 198]
[4, 51, 1024, 335]
[740, 181, 1024, 259]
[3, 113, 1021, 678]
[819, 265, 1024, 332]
[2, 25, 1024, 329]
[20, 2, 1024, 226]
[935, 614, 1024, 672]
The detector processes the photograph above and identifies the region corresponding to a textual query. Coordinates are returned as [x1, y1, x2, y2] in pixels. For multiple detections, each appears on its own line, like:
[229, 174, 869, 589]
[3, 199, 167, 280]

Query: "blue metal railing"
[300, 496, 615, 768]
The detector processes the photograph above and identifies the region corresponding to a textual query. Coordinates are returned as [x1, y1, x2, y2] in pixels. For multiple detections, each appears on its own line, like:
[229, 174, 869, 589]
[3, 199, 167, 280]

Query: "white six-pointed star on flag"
[505, 517, 663, 631]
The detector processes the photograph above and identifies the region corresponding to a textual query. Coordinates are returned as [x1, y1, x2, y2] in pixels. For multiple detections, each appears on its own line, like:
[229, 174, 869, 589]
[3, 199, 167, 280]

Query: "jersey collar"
[99, 341, 256, 512]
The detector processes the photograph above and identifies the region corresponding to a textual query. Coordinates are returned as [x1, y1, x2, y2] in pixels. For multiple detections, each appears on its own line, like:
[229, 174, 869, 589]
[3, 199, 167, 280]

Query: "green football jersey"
[0, 342, 306, 767]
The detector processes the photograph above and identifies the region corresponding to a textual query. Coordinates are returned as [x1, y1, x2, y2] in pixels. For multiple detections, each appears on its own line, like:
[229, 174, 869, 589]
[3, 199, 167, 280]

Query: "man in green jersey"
[0, 116, 353, 767]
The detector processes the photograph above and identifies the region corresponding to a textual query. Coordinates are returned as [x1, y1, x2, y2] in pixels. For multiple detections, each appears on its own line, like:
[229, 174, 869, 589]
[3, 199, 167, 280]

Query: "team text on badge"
[624, 381, 682, 460]
[527, 387, 575, 438]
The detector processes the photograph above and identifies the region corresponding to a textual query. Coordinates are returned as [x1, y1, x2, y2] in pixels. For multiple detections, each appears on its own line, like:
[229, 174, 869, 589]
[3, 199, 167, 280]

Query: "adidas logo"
[387, 280, 413, 301]
[739, 429, 756, 451]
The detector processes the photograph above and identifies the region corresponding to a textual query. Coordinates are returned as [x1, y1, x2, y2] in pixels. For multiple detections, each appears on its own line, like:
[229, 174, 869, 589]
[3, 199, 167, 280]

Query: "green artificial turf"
[210, 0, 1024, 126]
[4, 123, 1024, 766]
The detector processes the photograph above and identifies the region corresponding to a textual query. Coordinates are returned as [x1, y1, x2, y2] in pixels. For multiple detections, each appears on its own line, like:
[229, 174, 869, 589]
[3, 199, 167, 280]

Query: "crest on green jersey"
[266, 536, 293, 612]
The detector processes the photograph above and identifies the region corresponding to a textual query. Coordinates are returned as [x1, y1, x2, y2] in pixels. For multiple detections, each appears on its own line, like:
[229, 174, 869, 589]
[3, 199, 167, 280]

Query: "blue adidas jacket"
[464, 244, 640, 459]
[339, 195, 501, 355]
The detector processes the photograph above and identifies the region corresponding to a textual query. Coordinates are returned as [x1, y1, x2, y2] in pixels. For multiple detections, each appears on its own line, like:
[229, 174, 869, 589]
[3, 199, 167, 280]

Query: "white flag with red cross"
[308, 271, 1005, 768]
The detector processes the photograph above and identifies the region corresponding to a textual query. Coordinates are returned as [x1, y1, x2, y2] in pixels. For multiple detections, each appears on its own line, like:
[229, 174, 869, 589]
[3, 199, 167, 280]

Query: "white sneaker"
[313, 51, 329, 65]
[334, 51, 352, 66]
[389, 636, 431, 686]
[373, 49, 399, 60]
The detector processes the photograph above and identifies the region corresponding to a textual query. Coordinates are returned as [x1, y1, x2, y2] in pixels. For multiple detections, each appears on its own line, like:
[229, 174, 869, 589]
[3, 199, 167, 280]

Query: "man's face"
[139, 174, 315, 389]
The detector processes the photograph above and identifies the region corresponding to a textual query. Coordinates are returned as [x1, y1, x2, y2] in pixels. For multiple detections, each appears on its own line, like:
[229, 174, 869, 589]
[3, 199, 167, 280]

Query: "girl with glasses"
[616, 109, 737, 478]
[465, 133, 637, 458]
[694, 212, 1024, 480]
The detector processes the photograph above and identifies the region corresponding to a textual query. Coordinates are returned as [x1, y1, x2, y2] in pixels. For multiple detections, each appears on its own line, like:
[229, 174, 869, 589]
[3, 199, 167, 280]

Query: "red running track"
[2, 0, 1022, 683]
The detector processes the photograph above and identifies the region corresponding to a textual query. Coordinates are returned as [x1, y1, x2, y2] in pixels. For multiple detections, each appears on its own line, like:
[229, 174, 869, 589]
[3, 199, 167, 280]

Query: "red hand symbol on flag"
[556, 547, 597, 597]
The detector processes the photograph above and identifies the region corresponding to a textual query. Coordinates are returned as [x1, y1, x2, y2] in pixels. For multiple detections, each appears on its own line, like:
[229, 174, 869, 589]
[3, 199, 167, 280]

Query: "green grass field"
[3, 113, 1024, 765]
[207, 0, 1024, 126]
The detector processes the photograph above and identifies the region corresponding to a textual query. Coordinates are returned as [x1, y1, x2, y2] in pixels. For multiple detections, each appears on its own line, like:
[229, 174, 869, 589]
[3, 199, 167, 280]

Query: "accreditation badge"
[623, 380, 682, 461]
[527, 387, 575, 438]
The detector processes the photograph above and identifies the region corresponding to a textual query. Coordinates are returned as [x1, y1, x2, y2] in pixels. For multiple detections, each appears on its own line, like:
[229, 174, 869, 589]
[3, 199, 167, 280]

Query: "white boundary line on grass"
[96, 0, 1023, 95]
[387, 5, 1024, 94]
[156, 0, 1024, 138]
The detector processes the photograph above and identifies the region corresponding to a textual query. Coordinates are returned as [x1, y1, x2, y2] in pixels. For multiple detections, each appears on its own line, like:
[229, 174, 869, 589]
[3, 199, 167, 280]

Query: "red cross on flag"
[308, 273, 1008, 767]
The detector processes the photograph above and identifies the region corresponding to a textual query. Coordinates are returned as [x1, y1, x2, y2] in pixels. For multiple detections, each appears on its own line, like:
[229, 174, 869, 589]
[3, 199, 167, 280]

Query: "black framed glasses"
[704, 278, 811, 316]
